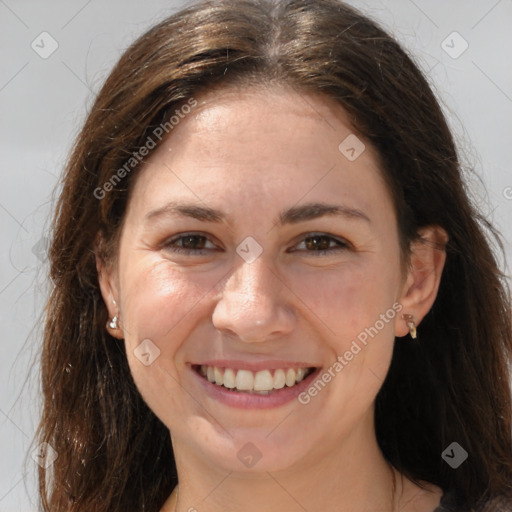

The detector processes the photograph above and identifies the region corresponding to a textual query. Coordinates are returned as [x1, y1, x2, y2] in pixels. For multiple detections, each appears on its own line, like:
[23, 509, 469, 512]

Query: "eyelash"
[163, 232, 350, 256]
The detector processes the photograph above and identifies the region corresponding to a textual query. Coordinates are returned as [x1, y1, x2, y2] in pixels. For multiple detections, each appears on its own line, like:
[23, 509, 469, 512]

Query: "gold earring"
[402, 314, 417, 339]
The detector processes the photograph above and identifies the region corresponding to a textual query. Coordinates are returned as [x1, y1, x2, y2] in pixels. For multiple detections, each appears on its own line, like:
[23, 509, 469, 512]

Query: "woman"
[36, 0, 512, 511]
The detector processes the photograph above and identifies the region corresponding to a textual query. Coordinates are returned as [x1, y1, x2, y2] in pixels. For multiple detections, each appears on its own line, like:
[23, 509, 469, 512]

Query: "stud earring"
[108, 316, 118, 329]
[402, 314, 417, 339]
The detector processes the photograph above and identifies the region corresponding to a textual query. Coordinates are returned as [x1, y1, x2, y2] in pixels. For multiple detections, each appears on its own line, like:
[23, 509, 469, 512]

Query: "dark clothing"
[434, 492, 512, 511]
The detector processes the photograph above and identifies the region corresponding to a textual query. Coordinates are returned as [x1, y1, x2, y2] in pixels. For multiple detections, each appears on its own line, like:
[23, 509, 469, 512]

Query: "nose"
[211, 258, 296, 343]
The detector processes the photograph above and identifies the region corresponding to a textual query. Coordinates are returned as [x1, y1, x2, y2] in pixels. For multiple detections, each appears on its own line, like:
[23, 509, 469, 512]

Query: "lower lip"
[189, 365, 323, 409]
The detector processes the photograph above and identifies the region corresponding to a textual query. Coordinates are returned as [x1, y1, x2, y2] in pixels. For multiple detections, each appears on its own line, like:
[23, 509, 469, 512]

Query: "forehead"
[126, 85, 393, 224]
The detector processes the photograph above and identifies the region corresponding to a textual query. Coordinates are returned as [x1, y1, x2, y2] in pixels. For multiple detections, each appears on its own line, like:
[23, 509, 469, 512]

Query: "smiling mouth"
[192, 364, 316, 395]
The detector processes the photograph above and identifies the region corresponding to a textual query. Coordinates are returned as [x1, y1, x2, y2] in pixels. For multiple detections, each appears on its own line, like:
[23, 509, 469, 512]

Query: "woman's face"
[102, 86, 410, 473]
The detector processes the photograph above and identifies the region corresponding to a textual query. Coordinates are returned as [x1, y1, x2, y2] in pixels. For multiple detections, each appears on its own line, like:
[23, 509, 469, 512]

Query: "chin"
[191, 429, 311, 475]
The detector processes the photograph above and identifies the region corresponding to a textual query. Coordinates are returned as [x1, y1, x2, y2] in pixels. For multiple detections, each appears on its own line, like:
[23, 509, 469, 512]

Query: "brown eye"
[164, 233, 217, 254]
[305, 235, 331, 251]
[178, 235, 207, 250]
[293, 233, 350, 256]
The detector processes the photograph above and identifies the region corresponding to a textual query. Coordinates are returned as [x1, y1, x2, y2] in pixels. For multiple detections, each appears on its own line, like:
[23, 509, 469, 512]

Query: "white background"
[0, 0, 511, 510]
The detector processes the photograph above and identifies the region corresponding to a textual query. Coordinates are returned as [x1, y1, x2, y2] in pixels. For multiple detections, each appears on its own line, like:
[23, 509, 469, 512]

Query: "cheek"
[119, 257, 217, 354]
[290, 260, 400, 341]
[119, 258, 219, 424]
[288, 259, 402, 434]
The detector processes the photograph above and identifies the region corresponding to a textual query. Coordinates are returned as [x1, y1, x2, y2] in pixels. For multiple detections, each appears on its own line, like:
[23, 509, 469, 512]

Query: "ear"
[95, 241, 124, 340]
[395, 225, 449, 338]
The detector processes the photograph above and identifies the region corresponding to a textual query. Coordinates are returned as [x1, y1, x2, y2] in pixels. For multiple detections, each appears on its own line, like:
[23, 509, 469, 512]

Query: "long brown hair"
[36, 0, 512, 510]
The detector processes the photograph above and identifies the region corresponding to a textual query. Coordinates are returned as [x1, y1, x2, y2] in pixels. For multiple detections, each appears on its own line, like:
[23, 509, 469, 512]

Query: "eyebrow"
[144, 201, 371, 226]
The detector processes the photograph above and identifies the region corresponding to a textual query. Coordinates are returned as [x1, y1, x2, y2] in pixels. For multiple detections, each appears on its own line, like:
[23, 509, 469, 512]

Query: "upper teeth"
[200, 365, 310, 392]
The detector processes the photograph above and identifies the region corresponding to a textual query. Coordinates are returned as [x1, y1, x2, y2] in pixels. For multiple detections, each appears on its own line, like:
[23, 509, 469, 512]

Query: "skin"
[98, 85, 448, 512]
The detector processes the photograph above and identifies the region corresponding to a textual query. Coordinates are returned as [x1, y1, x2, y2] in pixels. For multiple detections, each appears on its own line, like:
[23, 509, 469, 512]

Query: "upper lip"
[191, 360, 321, 372]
